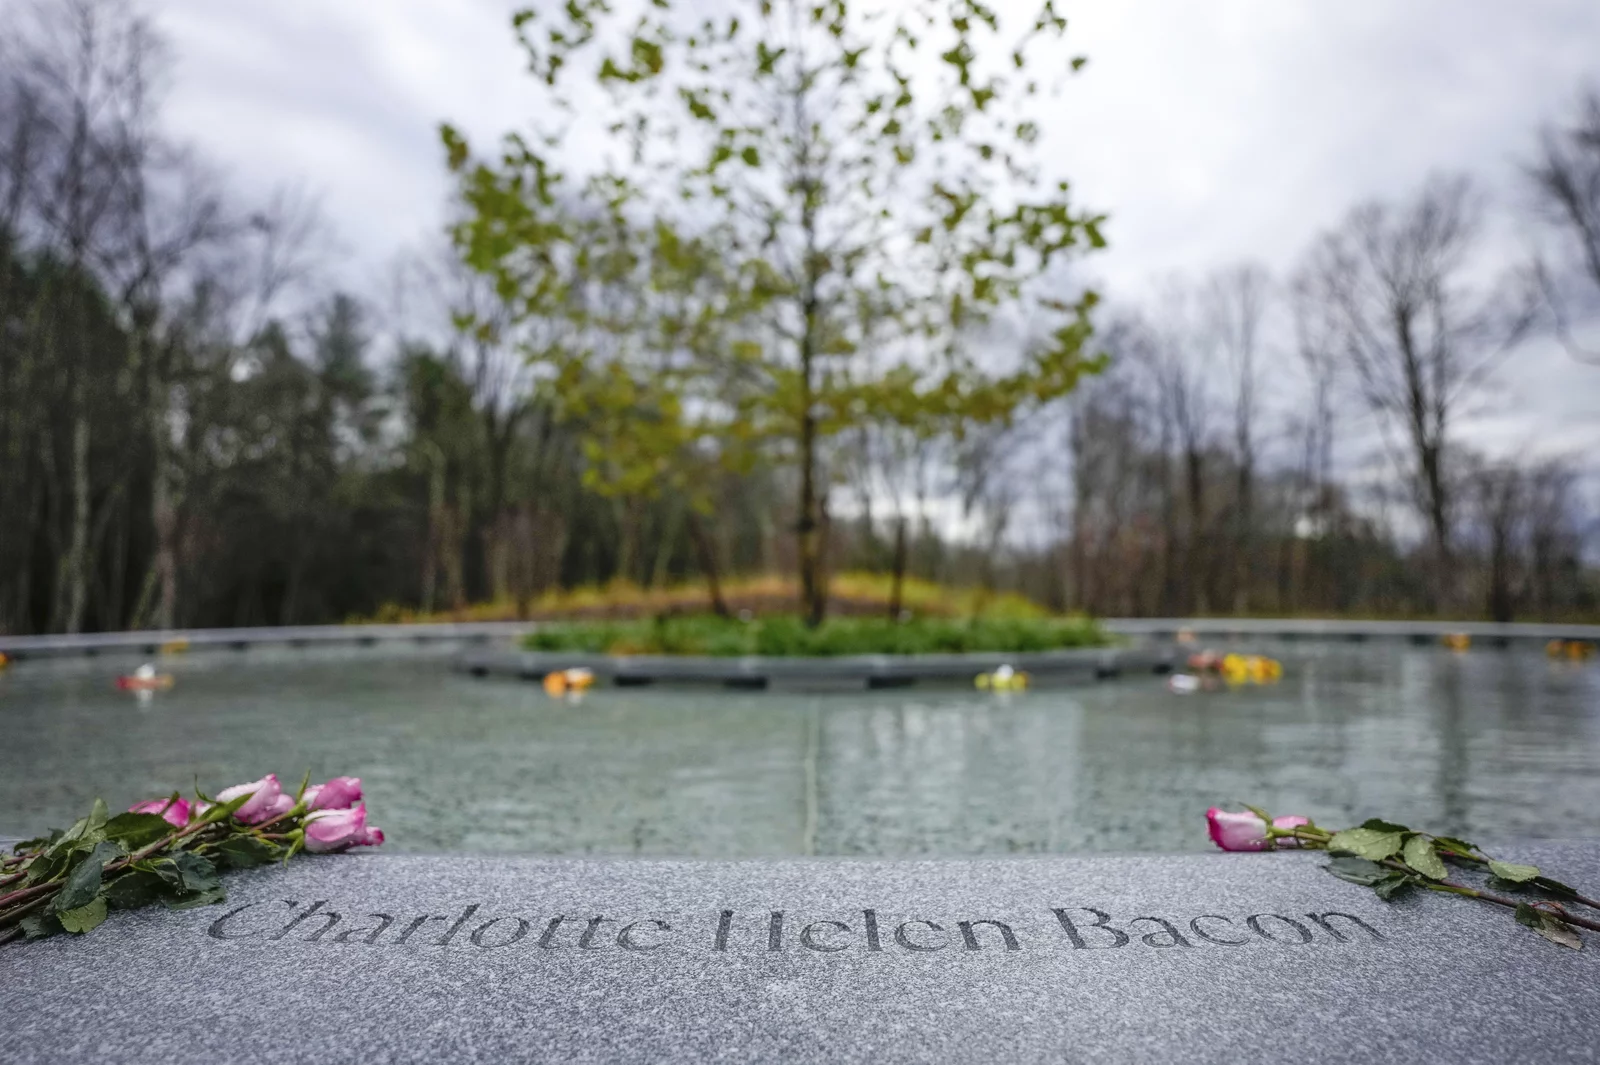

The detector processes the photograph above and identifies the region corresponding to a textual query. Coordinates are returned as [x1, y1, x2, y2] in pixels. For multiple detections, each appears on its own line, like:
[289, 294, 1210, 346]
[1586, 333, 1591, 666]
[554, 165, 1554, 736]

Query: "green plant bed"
[521, 614, 1108, 657]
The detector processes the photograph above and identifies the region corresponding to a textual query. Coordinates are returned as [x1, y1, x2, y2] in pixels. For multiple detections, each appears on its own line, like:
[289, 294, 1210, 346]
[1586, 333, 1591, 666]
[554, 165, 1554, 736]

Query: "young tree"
[443, 0, 1105, 625]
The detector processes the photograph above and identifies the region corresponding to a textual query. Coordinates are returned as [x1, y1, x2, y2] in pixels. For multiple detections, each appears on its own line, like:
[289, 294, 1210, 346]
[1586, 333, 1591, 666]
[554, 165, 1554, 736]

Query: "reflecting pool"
[2, 641, 1596, 854]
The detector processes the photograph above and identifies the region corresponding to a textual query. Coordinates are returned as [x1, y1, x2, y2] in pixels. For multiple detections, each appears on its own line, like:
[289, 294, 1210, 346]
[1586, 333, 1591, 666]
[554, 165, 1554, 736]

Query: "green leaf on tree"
[1327, 827, 1404, 861]
[1402, 835, 1447, 880]
[1489, 860, 1540, 883]
[1326, 856, 1388, 886]
[57, 896, 108, 934]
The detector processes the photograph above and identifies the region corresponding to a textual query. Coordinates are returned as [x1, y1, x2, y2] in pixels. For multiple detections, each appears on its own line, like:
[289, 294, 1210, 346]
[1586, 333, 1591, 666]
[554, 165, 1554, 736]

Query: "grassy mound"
[521, 613, 1106, 657]
[355, 572, 1050, 625]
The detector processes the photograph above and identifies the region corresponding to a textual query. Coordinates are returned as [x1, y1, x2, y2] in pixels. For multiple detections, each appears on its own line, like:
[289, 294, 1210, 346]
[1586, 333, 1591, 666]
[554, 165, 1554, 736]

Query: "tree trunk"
[151, 429, 178, 630]
[685, 508, 730, 619]
[1184, 447, 1206, 615]
[55, 406, 91, 634]
[887, 516, 908, 621]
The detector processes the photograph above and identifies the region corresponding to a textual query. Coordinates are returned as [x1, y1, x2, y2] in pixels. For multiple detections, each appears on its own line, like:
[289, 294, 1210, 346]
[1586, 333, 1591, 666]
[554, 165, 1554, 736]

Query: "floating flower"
[128, 796, 190, 827]
[215, 773, 290, 824]
[1206, 807, 1310, 852]
[303, 804, 385, 853]
[303, 776, 362, 811]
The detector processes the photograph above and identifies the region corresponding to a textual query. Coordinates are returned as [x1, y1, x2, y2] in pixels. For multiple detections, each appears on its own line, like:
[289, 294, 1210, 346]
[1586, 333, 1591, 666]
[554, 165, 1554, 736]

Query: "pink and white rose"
[214, 774, 291, 824]
[303, 804, 384, 853]
[1206, 807, 1311, 852]
[302, 776, 362, 811]
[128, 796, 190, 827]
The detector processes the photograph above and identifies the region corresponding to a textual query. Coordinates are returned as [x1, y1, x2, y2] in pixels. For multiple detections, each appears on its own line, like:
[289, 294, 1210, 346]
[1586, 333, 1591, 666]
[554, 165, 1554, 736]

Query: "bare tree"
[1203, 264, 1269, 611]
[1138, 285, 1217, 613]
[1301, 174, 1536, 612]
[1527, 87, 1600, 364]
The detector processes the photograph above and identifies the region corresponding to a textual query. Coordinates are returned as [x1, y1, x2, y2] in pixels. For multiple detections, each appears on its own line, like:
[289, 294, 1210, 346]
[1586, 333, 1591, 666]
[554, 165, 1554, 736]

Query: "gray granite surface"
[4, 845, 1599, 1064]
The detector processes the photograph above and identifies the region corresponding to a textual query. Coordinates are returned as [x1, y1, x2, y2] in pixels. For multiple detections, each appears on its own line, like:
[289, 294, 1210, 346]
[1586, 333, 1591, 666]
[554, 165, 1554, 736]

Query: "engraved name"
[207, 901, 1388, 954]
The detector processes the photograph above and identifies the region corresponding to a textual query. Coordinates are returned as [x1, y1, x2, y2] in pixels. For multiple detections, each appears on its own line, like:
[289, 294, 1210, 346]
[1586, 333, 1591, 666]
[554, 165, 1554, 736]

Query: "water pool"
[2, 642, 1596, 854]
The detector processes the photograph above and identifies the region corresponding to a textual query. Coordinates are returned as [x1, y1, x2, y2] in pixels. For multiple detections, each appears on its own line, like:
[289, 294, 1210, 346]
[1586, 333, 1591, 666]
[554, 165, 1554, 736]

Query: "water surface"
[2, 642, 1596, 854]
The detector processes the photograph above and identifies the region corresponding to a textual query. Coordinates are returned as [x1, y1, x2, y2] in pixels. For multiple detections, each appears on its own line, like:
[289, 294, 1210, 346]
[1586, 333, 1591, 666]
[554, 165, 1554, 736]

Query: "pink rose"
[129, 797, 190, 827]
[1206, 807, 1310, 852]
[303, 776, 362, 811]
[215, 774, 287, 824]
[303, 804, 384, 853]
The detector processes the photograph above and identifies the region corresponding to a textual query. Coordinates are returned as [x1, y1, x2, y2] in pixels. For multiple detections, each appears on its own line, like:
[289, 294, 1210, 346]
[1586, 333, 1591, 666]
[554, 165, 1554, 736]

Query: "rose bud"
[214, 773, 286, 824]
[302, 776, 362, 811]
[129, 797, 190, 827]
[303, 804, 384, 853]
[1206, 807, 1310, 852]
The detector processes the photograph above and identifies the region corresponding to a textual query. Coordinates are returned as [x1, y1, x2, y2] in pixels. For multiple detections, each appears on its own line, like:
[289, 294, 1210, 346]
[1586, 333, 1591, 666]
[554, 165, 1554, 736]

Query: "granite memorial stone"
[3, 844, 1598, 1063]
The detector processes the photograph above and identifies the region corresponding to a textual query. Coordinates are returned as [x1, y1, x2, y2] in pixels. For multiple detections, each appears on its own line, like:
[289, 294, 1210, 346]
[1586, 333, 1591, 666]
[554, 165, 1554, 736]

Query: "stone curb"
[454, 646, 1175, 690]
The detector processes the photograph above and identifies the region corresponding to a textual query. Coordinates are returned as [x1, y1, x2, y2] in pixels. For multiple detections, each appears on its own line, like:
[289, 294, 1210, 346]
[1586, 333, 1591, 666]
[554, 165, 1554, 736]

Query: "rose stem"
[1372, 859, 1600, 934]
[1439, 849, 1600, 913]
[0, 879, 60, 911]
[0, 893, 52, 930]
[0, 819, 224, 909]
[0, 926, 21, 947]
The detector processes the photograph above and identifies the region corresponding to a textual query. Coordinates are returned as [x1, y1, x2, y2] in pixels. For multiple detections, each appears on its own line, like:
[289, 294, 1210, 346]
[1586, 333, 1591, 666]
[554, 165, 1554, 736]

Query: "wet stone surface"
[4, 844, 1599, 1063]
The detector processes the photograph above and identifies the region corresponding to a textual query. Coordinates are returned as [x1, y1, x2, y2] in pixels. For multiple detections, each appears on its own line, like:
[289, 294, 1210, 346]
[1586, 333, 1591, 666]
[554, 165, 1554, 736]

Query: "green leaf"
[86, 798, 109, 835]
[57, 896, 108, 934]
[170, 852, 220, 893]
[1327, 828, 1405, 861]
[1402, 836, 1447, 880]
[103, 870, 171, 910]
[103, 812, 175, 851]
[163, 886, 227, 911]
[199, 791, 255, 824]
[20, 914, 61, 940]
[1325, 856, 1388, 886]
[24, 847, 72, 886]
[1359, 818, 1411, 834]
[209, 837, 281, 872]
[1239, 803, 1274, 826]
[1516, 903, 1582, 949]
[1489, 860, 1540, 883]
[1373, 873, 1415, 900]
[1433, 836, 1477, 856]
[1532, 876, 1581, 900]
[53, 841, 121, 912]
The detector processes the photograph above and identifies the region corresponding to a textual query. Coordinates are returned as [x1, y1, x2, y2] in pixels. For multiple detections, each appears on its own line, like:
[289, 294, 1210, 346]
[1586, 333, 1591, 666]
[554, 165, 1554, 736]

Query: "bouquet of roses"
[0, 773, 382, 948]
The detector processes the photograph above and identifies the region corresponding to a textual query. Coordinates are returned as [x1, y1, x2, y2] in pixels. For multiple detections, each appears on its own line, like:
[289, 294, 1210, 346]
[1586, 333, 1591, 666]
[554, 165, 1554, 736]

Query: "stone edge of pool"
[454, 646, 1175, 689]
[3, 618, 1595, 662]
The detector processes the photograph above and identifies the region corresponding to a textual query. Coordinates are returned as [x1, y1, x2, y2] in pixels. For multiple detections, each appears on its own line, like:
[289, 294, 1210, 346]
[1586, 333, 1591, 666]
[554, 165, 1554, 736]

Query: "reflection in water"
[0, 642, 1596, 854]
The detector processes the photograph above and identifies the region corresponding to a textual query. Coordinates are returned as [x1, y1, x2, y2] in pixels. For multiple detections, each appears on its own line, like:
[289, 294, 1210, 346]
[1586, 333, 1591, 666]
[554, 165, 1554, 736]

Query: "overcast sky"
[139, 0, 1600, 477]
